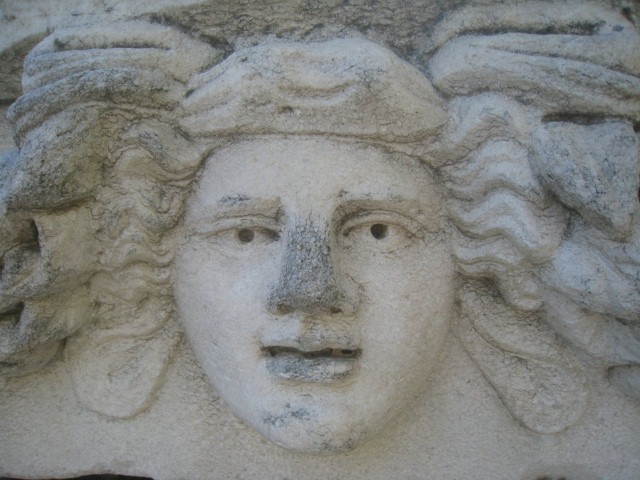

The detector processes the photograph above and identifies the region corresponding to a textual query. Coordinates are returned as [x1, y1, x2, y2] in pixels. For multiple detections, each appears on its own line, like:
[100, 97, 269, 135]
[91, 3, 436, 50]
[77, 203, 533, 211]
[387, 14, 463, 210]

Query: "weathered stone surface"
[1, 1, 639, 479]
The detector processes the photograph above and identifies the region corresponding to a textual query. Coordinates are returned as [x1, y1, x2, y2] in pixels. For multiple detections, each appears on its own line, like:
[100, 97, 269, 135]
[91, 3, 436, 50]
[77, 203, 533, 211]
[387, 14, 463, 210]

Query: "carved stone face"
[175, 137, 455, 453]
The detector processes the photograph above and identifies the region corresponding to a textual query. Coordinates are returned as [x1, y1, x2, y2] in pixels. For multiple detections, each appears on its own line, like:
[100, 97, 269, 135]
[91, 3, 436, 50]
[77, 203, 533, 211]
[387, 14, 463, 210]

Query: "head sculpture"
[1, 1, 639, 455]
[172, 40, 453, 452]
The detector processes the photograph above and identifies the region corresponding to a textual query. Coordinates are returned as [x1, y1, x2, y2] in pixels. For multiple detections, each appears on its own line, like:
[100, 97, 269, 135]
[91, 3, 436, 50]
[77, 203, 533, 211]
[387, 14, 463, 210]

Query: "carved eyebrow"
[189, 197, 282, 224]
[219, 194, 253, 206]
[335, 196, 441, 229]
[337, 197, 425, 214]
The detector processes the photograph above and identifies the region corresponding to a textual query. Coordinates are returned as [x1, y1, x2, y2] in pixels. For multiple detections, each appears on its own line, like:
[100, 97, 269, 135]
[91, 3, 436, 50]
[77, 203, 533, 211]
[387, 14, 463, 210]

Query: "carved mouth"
[264, 346, 361, 358]
[262, 346, 361, 383]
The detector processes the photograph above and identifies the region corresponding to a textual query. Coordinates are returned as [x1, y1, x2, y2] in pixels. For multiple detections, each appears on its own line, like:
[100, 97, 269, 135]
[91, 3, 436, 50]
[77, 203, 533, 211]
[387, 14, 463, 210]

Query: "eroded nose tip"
[268, 279, 356, 316]
[267, 219, 358, 316]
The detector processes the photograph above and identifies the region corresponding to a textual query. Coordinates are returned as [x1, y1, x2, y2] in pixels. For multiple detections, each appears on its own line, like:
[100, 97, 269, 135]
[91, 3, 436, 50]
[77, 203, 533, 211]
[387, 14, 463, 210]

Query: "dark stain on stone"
[219, 194, 251, 205]
[263, 406, 311, 428]
[268, 217, 348, 314]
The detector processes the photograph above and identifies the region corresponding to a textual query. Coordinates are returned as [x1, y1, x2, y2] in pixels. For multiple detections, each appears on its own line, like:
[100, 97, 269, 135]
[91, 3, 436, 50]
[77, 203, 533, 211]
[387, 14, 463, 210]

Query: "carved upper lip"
[259, 329, 360, 353]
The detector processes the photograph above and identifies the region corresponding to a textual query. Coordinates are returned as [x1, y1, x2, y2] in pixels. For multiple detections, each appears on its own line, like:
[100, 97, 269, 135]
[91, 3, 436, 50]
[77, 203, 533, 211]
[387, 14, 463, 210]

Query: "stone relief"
[0, 0, 639, 478]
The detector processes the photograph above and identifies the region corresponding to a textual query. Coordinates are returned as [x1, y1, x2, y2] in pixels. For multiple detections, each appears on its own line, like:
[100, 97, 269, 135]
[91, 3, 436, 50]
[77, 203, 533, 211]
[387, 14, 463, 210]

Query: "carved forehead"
[199, 136, 436, 189]
[179, 39, 447, 143]
[187, 137, 441, 220]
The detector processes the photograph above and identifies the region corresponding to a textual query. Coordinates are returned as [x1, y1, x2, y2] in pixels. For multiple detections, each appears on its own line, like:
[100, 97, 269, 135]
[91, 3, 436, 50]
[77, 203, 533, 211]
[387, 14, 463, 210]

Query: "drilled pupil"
[237, 228, 255, 243]
[370, 223, 387, 239]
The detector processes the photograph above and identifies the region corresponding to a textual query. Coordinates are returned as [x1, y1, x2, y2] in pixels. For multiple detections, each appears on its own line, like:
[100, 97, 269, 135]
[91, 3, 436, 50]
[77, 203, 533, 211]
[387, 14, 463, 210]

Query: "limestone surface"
[1, 1, 639, 479]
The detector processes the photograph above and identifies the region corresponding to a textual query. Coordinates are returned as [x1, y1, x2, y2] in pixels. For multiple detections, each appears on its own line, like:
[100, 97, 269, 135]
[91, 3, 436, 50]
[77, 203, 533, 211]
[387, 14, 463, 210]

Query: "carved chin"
[255, 406, 371, 455]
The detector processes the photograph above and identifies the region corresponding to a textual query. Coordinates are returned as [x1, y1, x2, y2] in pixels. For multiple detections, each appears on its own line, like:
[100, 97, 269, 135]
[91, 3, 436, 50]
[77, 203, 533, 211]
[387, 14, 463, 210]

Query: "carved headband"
[9, 2, 640, 148]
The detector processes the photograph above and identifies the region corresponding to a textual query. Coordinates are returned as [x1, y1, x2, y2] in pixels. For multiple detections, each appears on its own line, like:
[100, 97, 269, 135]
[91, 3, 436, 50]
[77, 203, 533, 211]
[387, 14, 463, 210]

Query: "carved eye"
[234, 227, 279, 244]
[339, 212, 421, 254]
[369, 223, 388, 239]
[190, 220, 280, 253]
[237, 228, 255, 243]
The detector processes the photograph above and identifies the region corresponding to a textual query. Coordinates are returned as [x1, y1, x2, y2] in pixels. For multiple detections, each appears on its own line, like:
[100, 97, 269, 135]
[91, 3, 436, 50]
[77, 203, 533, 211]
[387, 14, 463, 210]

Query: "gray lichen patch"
[268, 217, 351, 315]
[262, 405, 311, 428]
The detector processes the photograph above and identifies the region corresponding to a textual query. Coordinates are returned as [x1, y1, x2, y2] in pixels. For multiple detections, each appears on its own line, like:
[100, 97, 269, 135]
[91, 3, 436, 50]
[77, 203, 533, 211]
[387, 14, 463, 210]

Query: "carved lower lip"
[262, 346, 361, 383]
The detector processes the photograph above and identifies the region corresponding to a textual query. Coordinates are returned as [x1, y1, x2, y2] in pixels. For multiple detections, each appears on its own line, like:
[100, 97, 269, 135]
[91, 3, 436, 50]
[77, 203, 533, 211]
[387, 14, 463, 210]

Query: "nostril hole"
[330, 307, 342, 314]
[370, 223, 387, 239]
[21, 219, 41, 253]
[0, 302, 24, 327]
[22, 219, 41, 254]
[276, 304, 294, 315]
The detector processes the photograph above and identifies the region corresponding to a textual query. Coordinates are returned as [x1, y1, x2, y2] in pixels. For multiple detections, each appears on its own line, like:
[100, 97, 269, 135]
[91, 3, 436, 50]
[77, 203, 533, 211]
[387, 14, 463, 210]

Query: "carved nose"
[267, 219, 356, 316]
